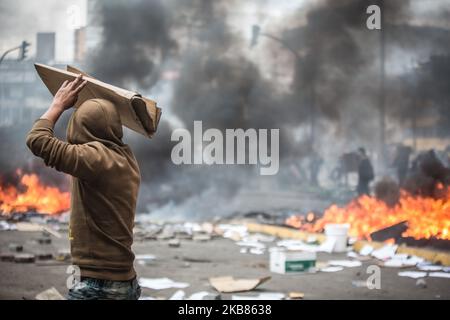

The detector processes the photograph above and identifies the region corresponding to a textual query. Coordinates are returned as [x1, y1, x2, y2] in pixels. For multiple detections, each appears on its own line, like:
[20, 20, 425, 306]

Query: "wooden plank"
[245, 223, 326, 242]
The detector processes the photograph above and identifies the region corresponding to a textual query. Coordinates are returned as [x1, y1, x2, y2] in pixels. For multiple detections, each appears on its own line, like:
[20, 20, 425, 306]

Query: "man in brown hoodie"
[26, 75, 141, 300]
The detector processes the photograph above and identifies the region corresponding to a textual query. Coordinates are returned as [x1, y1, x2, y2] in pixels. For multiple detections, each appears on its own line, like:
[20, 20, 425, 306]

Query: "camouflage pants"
[67, 277, 141, 300]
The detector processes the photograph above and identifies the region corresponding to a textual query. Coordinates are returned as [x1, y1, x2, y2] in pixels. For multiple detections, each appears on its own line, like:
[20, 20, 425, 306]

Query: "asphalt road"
[0, 230, 449, 300]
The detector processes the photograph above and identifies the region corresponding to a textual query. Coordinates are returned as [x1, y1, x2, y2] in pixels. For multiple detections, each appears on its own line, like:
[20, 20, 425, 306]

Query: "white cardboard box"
[270, 249, 316, 274]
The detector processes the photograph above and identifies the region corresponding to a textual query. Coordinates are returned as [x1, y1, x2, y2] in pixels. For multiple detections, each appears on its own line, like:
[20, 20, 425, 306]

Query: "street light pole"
[0, 46, 21, 66]
[251, 25, 315, 150]
[255, 34, 301, 61]
[379, 0, 386, 166]
[0, 41, 30, 126]
[0, 41, 30, 66]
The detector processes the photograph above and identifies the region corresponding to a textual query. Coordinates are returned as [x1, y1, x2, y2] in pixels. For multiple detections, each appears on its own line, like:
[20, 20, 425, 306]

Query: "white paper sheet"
[188, 291, 214, 300]
[398, 271, 427, 279]
[139, 277, 190, 290]
[329, 260, 362, 268]
[428, 272, 450, 279]
[169, 290, 186, 300]
[135, 254, 156, 260]
[417, 265, 443, 271]
[320, 266, 344, 272]
[359, 245, 374, 256]
[371, 244, 398, 260]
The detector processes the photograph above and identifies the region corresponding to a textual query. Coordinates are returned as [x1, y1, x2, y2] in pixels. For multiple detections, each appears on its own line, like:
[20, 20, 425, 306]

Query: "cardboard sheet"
[35, 63, 162, 138]
[209, 276, 271, 293]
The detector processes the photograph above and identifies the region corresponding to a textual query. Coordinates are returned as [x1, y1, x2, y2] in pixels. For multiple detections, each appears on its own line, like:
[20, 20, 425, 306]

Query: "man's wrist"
[50, 102, 65, 112]
[42, 105, 64, 124]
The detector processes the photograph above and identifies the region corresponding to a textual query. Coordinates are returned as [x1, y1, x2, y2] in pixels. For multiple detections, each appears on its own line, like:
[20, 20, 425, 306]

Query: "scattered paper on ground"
[359, 245, 374, 256]
[275, 238, 337, 253]
[398, 271, 427, 279]
[383, 254, 424, 268]
[320, 266, 344, 272]
[417, 265, 443, 271]
[371, 245, 398, 260]
[428, 272, 450, 279]
[135, 254, 156, 260]
[14, 222, 62, 238]
[329, 260, 362, 268]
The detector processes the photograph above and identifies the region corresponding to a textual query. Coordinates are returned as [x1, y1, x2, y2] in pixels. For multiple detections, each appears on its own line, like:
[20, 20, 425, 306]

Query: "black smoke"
[80, 0, 450, 215]
[88, 0, 177, 88]
[2, 0, 450, 219]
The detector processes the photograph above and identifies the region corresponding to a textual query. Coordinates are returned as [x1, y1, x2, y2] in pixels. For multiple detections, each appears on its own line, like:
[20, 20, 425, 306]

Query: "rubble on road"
[288, 292, 305, 299]
[8, 243, 23, 252]
[192, 234, 211, 242]
[133, 219, 450, 288]
[55, 249, 71, 262]
[2, 212, 450, 300]
[36, 253, 53, 260]
[168, 239, 181, 248]
[37, 237, 51, 245]
[0, 253, 14, 262]
[181, 256, 212, 263]
[0, 221, 16, 231]
[14, 253, 35, 263]
[0, 214, 64, 238]
[416, 278, 427, 288]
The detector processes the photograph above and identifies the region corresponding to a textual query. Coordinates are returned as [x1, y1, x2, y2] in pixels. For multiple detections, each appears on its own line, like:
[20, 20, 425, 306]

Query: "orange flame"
[0, 172, 70, 215]
[286, 188, 450, 241]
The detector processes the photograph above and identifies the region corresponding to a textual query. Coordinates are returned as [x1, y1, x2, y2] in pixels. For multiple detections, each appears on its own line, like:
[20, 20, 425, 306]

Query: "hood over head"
[67, 99, 124, 147]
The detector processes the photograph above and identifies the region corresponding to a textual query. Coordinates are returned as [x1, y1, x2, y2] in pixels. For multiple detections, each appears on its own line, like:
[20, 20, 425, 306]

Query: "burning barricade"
[285, 185, 450, 243]
[0, 170, 70, 216]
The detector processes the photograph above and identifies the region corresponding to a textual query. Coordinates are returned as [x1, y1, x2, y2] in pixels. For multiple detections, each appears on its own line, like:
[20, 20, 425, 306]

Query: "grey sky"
[0, 0, 448, 62]
[0, 0, 86, 61]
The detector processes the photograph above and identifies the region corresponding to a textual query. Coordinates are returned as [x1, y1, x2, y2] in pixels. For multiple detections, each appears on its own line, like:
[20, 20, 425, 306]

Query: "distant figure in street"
[357, 147, 374, 196]
[406, 149, 450, 197]
[392, 144, 412, 186]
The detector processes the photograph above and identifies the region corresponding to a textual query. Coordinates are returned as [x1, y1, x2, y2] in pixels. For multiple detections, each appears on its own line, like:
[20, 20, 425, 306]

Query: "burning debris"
[1, 209, 450, 300]
[0, 170, 70, 215]
[1, 0, 450, 301]
[286, 186, 450, 241]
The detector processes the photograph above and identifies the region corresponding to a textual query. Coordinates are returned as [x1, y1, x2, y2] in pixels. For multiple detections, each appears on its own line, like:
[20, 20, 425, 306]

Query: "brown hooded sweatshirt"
[26, 98, 140, 281]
